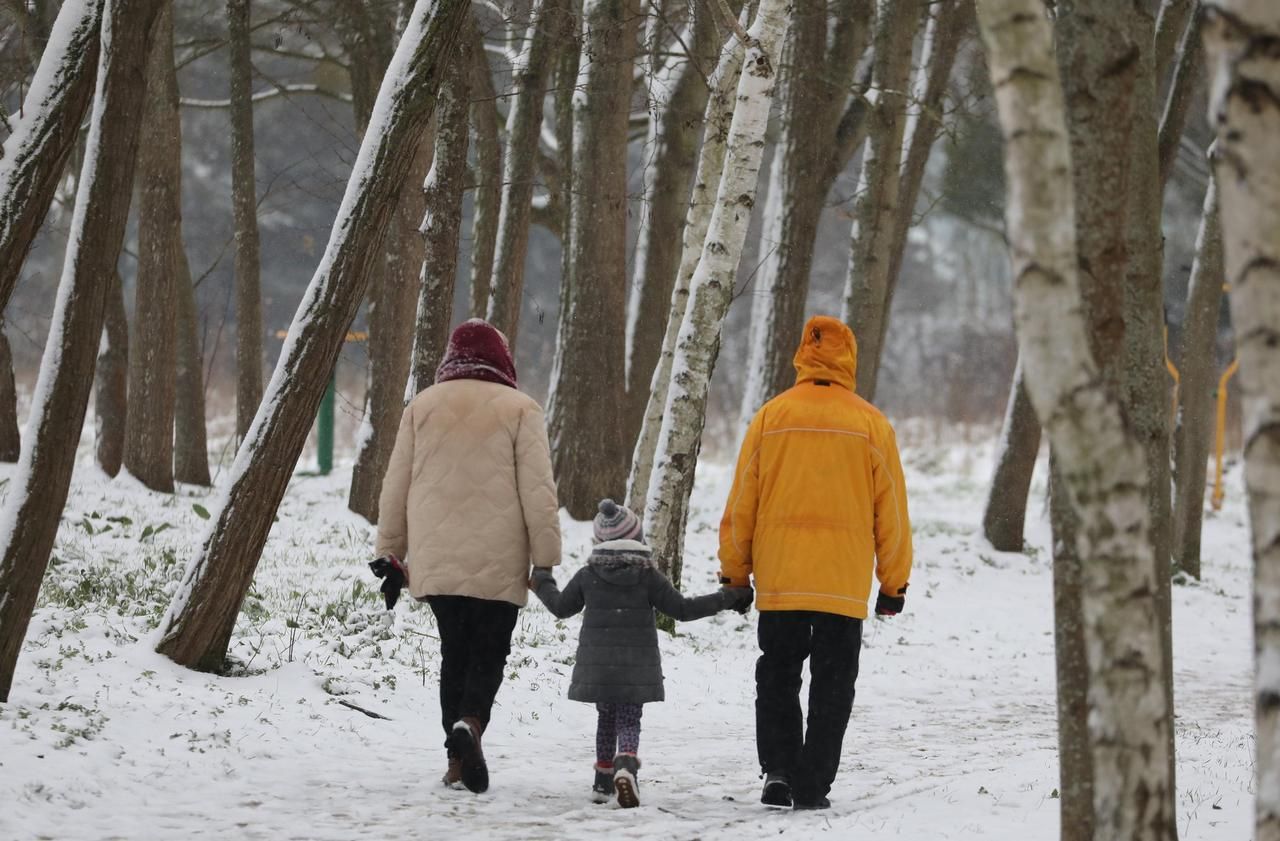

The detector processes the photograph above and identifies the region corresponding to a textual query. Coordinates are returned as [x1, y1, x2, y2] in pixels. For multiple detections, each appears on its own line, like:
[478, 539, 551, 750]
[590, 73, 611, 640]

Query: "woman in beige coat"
[376, 318, 561, 794]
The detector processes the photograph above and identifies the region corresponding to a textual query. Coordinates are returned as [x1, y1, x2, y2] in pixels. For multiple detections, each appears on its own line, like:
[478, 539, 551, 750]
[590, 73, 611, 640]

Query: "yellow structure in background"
[1212, 359, 1239, 511]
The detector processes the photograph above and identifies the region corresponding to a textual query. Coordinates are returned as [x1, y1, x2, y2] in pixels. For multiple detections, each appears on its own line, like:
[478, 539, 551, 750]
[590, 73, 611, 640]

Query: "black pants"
[425, 595, 518, 749]
[756, 610, 863, 801]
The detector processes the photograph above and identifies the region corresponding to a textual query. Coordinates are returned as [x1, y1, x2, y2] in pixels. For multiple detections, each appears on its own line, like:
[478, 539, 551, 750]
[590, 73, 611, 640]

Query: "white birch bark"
[642, 0, 791, 586]
[624, 29, 748, 513]
[975, 3, 1177, 839]
[1202, 4, 1280, 838]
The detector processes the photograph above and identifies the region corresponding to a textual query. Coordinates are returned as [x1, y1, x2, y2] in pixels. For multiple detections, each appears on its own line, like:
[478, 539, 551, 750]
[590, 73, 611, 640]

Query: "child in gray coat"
[530, 499, 752, 808]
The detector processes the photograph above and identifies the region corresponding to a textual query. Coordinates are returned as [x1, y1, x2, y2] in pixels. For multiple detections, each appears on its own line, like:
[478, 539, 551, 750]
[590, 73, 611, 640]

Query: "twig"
[337, 699, 393, 720]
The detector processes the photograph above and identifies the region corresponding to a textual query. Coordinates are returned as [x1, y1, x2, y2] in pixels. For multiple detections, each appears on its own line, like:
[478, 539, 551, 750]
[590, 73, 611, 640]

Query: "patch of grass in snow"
[38, 543, 183, 629]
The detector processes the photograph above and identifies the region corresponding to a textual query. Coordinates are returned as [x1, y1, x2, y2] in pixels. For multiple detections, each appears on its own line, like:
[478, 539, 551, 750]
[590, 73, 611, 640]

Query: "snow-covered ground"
[0, 433, 1254, 840]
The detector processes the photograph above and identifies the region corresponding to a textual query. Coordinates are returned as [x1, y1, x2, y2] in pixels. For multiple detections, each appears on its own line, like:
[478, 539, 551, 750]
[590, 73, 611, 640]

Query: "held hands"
[720, 586, 754, 614]
[529, 566, 555, 591]
[368, 555, 408, 610]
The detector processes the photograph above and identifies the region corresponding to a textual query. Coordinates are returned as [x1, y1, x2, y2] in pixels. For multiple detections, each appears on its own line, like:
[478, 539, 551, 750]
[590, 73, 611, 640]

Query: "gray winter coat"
[532, 539, 731, 704]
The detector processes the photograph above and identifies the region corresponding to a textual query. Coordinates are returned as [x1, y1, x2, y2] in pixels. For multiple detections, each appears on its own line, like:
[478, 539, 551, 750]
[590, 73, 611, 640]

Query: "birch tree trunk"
[982, 358, 1041, 552]
[124, 4, 179, 493]
[0, 0, 163, 703]
[228, 0, 263, 441]
[409, 41, 471, 394]
[173, 246, 211, 486]
[977, 3, 1177, 839]
[95, 271, 129, 478]
[155, 0, 471, 672]
[1172, 172, 1222, 580]
[468, 20, 502, 320]
[546, 0, 639, 518]
[644, 1, 790, 588]
[740, 0, 871, 418]
[485, 0, 559, 342]
[840, 0, 922, 400]
[1202, 5, 1280, 837]
[625, 30, 748, 512]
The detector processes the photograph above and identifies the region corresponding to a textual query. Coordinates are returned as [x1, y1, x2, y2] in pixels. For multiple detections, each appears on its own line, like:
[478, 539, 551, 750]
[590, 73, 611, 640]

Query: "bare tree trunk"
[173, 246, 211, 486]
[0, 327, 19, 462]
[645, 0, 790, 589]
[0, 0, 162, 703]
[740, 0, 872, 417]
[1172, 172, 1221, 580]
[982, 358, 1041, 552]
[840, 0, 922, 400]
[95, 271, 129, 477]
[976, 3, 1178, 839]
[1154, 0, 1195, 84]
[155, 0, 471, 672]
[546, 0, 639, 519]
[1157, 5, 1202, 189]
[1202, 5, 1280, 838]
[408, 39, 471, 395]
[625, 27, 747, 513]
[485, 0, 559, 342]
[228, 0, 263, 441]
[124, 4, 179, 493]
[468, 21, 502, 320]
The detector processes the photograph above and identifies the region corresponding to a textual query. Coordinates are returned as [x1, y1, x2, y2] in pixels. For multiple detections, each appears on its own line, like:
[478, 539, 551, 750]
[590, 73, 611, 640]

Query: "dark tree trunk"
[154, 0, 470, 672]
[468, 21, 502, 320]
[982, 358, 1041, 552]
[124, 4, 179, 493]
[0, 0, 163, 703]
[0, 327, 19, 462]
[173, 246, 211, 486]
[228, 0, 263, 440]
[96, 271, 129, 477]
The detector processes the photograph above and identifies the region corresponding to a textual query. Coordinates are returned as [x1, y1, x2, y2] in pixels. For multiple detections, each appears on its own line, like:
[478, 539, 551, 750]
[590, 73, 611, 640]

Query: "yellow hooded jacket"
[718, 316, 912, 620]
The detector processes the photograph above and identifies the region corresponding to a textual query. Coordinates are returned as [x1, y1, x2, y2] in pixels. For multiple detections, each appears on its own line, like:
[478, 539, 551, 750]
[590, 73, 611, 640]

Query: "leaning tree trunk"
[173, 246, 211, 486]
[982, 358, 1041, 552]
[0, 327, 20, 462]
[976, 3, 1178, 840]
[740, 0, 871, 422]
[1171, 170, 1222, 580]
[625, 29, 748, 513]
[1156, 4, 1202, 190]
[0, 0, 163, 703]
[1202, 5, 1280, 838]
[546, 0, 639, 518]
[840, 0, 922, 400]
[96, 271, 129, 477]
[468, 19, 502, 321]
[407, 45, 471, 395]
[228, 0, 263, 441]
[155, 0, 470, 672]
[485, 0, 559, 342]
[645, 1, 790, 588]
[124, 4, 180, 493]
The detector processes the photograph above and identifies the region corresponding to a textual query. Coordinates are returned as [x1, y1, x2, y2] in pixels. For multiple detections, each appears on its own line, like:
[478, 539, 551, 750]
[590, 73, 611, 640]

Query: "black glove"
[875, 590, 905, 617]
[721, 586, 754, 614]
[369, 555, 408, 610]
[530, 567, 555, 589]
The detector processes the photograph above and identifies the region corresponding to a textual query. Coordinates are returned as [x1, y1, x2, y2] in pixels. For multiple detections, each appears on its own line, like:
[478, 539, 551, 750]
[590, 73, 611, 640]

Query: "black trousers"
[425, 595, 519, 749]
[756, 610, 863, 801]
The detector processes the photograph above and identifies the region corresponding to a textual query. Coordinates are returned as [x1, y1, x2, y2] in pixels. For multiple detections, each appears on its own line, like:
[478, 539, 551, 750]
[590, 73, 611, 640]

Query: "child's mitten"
[721, 586, 754, 614]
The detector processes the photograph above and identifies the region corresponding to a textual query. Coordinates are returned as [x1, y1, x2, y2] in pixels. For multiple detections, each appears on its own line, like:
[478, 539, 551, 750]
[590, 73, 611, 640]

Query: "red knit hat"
[435, 319, 518, 389]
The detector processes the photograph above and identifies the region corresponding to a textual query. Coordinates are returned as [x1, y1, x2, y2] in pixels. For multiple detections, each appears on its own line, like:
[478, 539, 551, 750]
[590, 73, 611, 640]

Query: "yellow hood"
[792, 315, 858, 392]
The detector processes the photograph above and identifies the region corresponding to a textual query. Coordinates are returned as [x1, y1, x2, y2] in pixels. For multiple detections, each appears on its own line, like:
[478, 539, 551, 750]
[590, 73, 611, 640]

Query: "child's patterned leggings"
[596, 703, 643, 763]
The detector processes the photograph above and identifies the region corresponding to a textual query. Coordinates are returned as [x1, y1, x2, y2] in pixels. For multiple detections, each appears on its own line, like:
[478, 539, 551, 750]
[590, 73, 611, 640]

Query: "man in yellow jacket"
[719, 315, 913, 810]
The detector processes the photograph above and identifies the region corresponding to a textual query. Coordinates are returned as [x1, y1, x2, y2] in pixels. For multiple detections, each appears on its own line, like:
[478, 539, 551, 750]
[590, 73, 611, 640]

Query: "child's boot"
[591, 762, 615, 803]
[613, 753, 641, 808]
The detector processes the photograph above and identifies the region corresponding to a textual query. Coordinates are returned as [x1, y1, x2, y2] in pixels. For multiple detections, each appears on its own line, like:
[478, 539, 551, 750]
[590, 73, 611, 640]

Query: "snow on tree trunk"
[154, 0, 471, 672]
[982, 357, 1041, 552]
[173, 245, 211, 486]
[0, 0, 163, 704]
[1157, 5, 1203, 189]
[840, 0, 922, 401]
[408, 41, 471, 395]
[976, 3, 1178, 839]
[625, 31, 748, 513]
[0, 326, 20, 462]
[545, 0, 640, 519]
[1202, 4, 1280, 837]
[739, 0, 872, 422]
[1172, 170, 1222, 581]
[644, 0, 791, 588]
[228, 0, 263, 441]
[1154, 0, 1196, 84]
[485, 0, 559, 343]
[468, 20, 502, 320]
[124, 4, 180, 494]
[95, 271, 129, 478]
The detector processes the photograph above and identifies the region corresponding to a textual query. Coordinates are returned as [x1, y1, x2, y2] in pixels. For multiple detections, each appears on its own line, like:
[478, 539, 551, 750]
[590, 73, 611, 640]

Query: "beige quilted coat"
[375, 379, 562, 606]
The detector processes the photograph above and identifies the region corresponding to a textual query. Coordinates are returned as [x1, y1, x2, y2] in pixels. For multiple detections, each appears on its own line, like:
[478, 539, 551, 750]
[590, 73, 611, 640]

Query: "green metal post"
[318, 373, 335, 475]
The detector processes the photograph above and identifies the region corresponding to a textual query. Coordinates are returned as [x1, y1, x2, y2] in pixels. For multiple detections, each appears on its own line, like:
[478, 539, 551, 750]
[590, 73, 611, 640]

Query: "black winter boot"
[612, 753, 641, 808]
[446, 718, 489, 793]
[592, 763, 616, 804]
[761, 773, 792, 807]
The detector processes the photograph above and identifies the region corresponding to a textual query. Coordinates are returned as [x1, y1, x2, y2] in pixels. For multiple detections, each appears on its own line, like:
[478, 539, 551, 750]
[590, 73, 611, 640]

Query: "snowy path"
[0, 437, 1255, 839]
